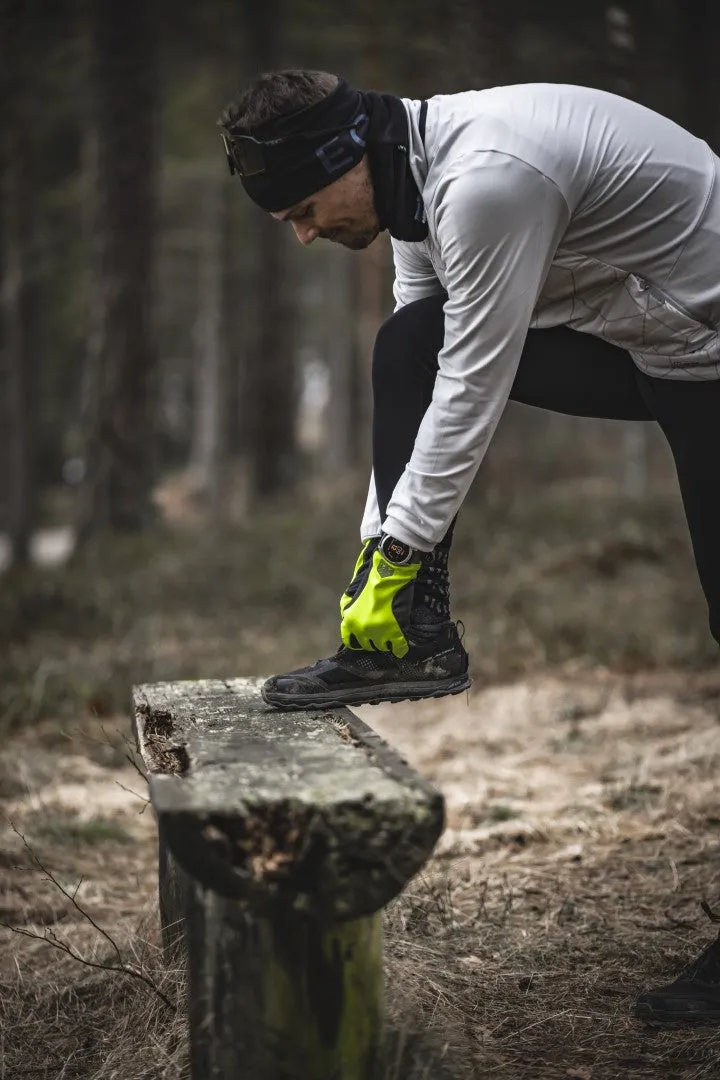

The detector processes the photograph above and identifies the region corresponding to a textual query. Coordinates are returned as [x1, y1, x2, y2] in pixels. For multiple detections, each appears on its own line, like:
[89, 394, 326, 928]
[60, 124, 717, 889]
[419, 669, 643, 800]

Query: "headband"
[222, 78, 370, 213]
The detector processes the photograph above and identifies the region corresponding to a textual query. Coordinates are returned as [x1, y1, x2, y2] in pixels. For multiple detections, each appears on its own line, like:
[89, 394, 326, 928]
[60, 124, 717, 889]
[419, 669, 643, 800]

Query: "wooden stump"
[133, 678, 444, 1080]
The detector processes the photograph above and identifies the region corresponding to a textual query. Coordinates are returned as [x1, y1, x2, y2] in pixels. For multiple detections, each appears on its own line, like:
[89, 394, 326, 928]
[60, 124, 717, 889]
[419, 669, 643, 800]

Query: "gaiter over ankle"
[413, 545, 451, 622]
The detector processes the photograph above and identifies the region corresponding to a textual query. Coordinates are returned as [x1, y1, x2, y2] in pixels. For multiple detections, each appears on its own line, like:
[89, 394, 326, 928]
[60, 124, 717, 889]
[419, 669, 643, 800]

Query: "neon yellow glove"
[339, 538, 377, 619]
[340, 547, 422, 657]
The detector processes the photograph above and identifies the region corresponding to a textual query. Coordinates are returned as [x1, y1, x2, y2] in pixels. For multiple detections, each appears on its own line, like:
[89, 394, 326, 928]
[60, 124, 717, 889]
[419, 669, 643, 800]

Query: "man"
[219, 70, 720, 1023]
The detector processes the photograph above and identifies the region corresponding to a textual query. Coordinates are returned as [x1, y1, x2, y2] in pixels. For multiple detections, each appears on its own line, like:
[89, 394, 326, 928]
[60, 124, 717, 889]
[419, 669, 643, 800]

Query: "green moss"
[260, 912, 384, 1079]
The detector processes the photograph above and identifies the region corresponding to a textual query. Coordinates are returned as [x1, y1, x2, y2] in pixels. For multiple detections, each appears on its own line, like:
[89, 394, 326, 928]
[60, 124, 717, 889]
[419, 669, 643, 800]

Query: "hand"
[340, 547, 422, 657]
[339, 538, 378, 619]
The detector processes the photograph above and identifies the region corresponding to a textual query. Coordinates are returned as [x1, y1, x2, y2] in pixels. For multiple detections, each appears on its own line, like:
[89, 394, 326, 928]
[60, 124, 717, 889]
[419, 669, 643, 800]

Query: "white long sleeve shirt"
[361, 83, 720, 549]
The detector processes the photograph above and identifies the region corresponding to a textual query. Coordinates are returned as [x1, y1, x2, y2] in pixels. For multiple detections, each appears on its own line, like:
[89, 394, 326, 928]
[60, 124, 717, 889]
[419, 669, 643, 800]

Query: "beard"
[318, 168, 381, 250]
[323, 223, 380, 250]
[340, 227, 379, 250]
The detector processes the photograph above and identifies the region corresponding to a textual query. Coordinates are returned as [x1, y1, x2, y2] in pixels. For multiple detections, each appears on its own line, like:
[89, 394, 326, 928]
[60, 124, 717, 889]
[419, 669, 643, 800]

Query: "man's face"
[272, 158, 380, 250]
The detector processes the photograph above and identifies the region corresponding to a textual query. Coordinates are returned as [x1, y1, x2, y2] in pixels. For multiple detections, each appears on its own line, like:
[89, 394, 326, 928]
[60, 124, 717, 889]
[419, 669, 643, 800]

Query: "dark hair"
[218, 69, 339, 135]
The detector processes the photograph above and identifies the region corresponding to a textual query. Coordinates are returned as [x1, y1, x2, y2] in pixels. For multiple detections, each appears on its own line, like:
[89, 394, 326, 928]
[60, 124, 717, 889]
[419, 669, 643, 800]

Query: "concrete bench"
[132, 677, 445, 1080]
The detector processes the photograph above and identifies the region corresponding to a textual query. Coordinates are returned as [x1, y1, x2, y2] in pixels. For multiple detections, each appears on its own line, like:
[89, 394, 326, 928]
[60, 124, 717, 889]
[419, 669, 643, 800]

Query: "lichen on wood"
[133, 679, 445, 921]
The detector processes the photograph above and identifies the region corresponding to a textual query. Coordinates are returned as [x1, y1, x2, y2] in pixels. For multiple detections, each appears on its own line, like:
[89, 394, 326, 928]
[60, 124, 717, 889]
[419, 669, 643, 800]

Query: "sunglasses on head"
[221, 131, 282, 177]
[221, 116, 368, 179]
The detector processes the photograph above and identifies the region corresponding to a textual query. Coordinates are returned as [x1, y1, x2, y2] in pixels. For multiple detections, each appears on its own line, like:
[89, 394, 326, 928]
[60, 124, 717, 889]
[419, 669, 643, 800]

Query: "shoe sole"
[632, 1001, 720, 1026]
[261, 674, 472, 710]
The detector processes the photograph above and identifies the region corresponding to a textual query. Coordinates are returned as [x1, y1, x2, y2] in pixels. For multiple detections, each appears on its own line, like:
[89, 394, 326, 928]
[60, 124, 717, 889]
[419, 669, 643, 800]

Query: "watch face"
[382, 536, 412, 564]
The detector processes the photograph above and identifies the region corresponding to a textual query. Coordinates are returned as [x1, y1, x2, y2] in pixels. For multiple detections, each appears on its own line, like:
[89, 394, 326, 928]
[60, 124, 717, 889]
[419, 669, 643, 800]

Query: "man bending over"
[219, 71, 720, 1024]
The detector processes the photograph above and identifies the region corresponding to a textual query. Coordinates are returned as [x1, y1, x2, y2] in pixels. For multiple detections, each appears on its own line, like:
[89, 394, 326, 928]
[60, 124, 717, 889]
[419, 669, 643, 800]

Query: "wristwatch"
[378, 533, 419, 566]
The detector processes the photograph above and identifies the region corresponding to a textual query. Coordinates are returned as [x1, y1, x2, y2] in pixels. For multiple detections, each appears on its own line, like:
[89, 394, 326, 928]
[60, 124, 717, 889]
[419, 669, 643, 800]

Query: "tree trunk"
[324, 247, 366, 474]
[679, 0, 720, 152]
[353, 244, 386, 466]
[351, 4, 397, 477]
[0, 0, 33, 567]
[242, 0, 298, 501]
[76, 0, 160, 541]
[248, 215, 297, 498]
[606, 3, 653, 497]
[188, 177, 226, 516]
[452, 0, 518, 90]
[223, 201, 249, 461]
[605, 4, 636, 98]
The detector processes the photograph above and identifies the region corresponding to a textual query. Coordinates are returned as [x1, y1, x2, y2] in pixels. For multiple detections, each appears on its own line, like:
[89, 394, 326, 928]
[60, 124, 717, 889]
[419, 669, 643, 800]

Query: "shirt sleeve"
[391, 238, 445, 311]
[359, 469, 381, 541]
[382, 151, 570, 550]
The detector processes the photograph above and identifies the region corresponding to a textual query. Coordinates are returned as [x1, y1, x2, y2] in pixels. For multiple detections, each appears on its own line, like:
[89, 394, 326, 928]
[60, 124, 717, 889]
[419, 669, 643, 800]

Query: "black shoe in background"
[261, 619, 470, 710]
[633, 905, 720, 1025]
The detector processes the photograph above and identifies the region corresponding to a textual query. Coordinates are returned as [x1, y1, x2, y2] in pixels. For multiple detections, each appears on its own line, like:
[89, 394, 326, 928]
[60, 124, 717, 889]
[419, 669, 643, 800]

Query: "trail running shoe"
[633, 904, 720, 1025]
[261, 620, 470, 710]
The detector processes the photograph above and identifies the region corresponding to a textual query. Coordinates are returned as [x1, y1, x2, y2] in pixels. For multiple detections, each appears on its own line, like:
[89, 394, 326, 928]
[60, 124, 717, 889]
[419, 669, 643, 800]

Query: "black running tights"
[372, 294, 720, 646]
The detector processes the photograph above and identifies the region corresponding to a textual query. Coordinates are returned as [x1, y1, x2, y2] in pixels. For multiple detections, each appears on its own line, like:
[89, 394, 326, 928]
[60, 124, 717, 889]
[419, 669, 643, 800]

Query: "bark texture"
[76, 0, 160, 538]
[242, 0, 298, 500]
[188, 178, 226, 513]
[452, 0, 519, 90]
[679, 0, 720, 152]
[0, 0, 33, 565]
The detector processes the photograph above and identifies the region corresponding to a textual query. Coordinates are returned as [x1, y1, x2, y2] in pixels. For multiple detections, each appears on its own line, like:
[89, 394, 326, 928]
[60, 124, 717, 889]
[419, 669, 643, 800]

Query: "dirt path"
[2, 670, 720, 1078]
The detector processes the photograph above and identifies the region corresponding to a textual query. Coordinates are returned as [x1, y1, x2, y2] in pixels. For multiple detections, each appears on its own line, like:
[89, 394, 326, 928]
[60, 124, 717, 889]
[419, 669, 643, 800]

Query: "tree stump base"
[133, 678, 445, 1080]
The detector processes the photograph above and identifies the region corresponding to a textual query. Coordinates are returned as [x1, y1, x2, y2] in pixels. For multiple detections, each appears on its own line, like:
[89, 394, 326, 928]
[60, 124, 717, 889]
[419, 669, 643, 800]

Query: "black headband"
[222, 78, 370, 213]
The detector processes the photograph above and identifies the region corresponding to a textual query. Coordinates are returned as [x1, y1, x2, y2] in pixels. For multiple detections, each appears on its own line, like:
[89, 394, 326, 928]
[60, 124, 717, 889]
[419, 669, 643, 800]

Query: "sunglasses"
[221, 115, 368, 179]
[221, 131, 284, 177]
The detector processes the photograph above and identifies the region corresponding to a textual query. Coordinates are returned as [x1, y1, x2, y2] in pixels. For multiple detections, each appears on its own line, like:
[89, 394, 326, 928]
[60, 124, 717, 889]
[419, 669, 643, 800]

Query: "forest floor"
[2, 471, 720, 1079]
[3, 670, 720, 1079]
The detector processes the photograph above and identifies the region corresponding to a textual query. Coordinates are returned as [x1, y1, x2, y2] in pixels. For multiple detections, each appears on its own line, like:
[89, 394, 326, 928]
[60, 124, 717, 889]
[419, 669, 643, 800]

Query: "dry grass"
[0, 924, 186, 1080]
[367, 670, 720, 1079]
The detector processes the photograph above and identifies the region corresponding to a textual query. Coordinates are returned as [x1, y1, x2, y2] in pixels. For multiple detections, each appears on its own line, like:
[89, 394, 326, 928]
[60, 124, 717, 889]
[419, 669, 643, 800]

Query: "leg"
[371, 296, 451, 622]
[511, 326, 652, 420]
[371, 295, 447, 524]
[635, 373, 720, 645]
[612, 372, 720, 1025]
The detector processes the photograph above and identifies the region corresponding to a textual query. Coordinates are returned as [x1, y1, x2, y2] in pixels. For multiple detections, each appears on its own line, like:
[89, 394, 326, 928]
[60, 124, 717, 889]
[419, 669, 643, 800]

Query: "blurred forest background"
[2, 0, 720, 731]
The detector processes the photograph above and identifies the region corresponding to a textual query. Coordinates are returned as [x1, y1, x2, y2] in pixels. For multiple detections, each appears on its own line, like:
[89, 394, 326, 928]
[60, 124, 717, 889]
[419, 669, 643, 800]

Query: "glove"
[339, 537, 378, 619]
[340, 546, 422, 657]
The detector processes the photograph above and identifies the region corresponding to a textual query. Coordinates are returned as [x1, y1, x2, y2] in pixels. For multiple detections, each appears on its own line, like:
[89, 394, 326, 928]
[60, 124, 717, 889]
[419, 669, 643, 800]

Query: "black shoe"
[633, 905, 720, 1025]
[261, 620, 470, 710]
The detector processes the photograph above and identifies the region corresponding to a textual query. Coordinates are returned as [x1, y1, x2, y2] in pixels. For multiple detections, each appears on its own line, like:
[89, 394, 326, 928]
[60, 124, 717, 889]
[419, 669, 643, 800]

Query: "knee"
[372, 295, 445, 389]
